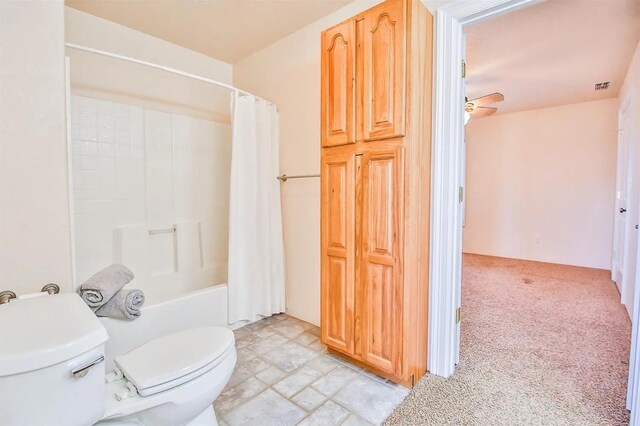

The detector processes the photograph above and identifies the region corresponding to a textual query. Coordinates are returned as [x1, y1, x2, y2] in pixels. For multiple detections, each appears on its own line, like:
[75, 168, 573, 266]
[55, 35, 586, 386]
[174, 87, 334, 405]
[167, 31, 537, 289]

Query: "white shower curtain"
[227, 92, 286, 324]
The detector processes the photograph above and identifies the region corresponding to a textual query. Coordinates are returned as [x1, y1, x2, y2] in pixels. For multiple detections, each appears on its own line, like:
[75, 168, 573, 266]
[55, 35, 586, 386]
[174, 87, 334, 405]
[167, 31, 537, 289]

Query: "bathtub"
[99, 283, 248, 370]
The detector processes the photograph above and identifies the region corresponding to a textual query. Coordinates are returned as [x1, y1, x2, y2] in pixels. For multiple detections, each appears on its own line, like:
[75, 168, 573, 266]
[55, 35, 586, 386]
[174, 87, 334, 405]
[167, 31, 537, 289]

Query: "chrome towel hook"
[0, 290, 16, 305]
[41, 283, 60, 295]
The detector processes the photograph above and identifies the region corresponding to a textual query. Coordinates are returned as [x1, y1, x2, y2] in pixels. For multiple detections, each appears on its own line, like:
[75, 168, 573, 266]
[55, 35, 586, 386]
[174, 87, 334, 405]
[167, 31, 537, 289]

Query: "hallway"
[386, 254, 631, 425]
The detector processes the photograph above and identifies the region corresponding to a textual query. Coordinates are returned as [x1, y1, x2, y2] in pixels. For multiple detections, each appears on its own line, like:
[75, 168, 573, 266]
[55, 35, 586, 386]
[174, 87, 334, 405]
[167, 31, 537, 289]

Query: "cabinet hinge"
[461, 60, 466, 78]
[456, 307, 461, 324]
[458, 186, 464, 203]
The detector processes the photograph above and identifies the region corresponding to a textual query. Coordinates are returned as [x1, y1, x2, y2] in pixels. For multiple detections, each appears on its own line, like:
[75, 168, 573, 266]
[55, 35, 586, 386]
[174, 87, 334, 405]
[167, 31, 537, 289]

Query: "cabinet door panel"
[362, 0, 405, 141]
[321, 153, 356, 353]
[358, 147, 402, 373]
[321, 21, 355, 147]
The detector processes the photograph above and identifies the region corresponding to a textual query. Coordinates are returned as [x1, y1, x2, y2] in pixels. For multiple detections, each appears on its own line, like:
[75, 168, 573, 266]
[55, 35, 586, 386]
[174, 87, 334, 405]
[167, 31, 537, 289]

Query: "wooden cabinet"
[358, 146, 403, 373]
[361, 0, 405, 141]
[320, 153, 356, 353]
[320, 0, 433, 387]
[321, 20, 355, 147]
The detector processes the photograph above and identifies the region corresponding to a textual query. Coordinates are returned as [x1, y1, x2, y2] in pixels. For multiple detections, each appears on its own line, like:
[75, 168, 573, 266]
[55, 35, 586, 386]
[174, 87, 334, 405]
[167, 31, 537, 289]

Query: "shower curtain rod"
[64, 42, 272, 104]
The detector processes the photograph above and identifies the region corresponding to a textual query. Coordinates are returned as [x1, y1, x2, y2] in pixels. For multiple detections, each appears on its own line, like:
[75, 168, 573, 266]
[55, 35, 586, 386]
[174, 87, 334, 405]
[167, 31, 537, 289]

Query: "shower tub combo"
[69, 94, 239, 369]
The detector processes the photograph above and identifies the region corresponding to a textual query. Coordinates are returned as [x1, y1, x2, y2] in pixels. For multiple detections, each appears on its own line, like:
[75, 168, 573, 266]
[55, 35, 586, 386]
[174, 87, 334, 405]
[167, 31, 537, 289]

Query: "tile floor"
[214, 314, 409, 426]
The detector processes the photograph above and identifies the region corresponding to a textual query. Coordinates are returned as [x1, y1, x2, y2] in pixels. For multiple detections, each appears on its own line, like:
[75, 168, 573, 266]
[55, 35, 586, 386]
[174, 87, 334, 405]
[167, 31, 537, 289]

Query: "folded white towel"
[77, 264, 134, 308]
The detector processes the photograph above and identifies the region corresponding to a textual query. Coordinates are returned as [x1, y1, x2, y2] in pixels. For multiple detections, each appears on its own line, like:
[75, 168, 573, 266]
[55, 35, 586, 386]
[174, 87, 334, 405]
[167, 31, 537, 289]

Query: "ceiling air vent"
[594, 81, 611, 91]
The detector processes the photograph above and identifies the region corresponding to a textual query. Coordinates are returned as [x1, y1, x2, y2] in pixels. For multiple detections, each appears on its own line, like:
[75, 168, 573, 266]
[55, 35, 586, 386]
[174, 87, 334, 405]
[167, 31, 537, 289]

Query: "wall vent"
[594, 81, 611, 91]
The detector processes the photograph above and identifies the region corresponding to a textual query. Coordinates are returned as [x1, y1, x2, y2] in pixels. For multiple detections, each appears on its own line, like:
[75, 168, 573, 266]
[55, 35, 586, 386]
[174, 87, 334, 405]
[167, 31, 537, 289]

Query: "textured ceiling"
[65, 0, 352, 63]
[465, 0, 640, 114]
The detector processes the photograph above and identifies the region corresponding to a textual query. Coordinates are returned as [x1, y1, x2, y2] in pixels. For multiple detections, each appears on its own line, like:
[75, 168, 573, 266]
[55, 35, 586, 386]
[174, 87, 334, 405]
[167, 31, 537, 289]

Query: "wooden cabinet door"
[357, 145, 403, 373]
[321, 153, 356, 353]
[321, 20, 356, 147]
[361, 0, 405, 142]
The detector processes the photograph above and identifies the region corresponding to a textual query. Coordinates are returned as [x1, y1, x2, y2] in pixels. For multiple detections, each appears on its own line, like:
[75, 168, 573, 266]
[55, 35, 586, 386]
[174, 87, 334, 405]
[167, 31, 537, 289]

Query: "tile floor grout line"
[221, 314, 405, 426]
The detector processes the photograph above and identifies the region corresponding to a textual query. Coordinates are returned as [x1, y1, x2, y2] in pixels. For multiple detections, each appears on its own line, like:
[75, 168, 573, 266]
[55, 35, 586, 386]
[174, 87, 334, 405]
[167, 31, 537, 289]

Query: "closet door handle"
[620, 208, 627, 213]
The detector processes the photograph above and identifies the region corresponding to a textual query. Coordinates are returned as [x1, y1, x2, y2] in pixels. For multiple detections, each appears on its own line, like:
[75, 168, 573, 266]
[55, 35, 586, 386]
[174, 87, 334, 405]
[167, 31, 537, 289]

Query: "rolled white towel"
[77, 264, 134, 308]
[94, 289, 145, 320]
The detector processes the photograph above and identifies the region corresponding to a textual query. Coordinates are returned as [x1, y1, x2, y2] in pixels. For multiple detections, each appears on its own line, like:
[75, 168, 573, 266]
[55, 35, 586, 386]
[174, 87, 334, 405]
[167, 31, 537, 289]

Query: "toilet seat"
[114, 327, 234, 397]
[101, 340, 237, 424]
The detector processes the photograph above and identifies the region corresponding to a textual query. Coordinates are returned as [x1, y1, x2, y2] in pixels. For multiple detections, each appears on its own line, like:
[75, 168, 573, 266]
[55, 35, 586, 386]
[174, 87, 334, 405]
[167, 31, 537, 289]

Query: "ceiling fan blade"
[471, 106, 497, 117]
[469, 92, 504, 107]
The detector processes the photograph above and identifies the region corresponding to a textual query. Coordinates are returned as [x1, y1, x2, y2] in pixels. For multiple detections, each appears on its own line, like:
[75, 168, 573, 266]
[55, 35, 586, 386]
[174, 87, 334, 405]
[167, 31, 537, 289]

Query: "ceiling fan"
[464, 92, 504, 122]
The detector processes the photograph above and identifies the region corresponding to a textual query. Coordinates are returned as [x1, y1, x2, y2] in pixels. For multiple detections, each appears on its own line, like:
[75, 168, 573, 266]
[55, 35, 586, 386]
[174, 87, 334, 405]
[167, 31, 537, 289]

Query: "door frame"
[428, 0, 543, 378]
[630, 220, 640, 420]
[625, 77, 640, 416]
[428, 0, 640, 420]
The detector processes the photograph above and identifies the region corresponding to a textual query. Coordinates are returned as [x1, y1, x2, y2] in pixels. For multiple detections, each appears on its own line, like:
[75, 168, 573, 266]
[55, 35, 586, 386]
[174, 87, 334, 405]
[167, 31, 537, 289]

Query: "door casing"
[428, 0, 544, 378]
[429, 0, 640, 423]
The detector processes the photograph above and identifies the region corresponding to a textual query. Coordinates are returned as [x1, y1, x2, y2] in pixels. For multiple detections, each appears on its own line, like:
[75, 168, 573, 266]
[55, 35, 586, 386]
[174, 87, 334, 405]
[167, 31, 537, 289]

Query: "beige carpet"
[385, 254, 631, 425]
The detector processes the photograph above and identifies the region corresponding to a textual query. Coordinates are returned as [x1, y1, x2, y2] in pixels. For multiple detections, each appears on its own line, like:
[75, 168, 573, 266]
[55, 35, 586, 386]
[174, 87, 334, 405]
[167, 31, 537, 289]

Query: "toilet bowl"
[0, 293, 236, 426]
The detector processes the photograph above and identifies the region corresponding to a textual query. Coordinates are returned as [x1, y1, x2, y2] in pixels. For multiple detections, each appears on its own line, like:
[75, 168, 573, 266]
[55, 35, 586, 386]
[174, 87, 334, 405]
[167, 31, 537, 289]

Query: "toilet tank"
[0, 293, 109, 426]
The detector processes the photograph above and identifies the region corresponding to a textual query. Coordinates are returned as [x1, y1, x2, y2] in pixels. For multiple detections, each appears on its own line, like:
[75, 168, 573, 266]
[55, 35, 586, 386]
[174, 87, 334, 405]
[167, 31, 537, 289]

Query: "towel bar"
[277, 174, 320, 182]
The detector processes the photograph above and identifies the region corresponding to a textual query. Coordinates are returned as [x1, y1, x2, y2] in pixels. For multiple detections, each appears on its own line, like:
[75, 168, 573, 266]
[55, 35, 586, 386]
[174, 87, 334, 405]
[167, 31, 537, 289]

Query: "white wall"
[0, 3, 235, 298]
[65, 7, 233, 123]
[0, 0, 73, 295]
[70, 95, 231, 304]
[233, 0, 384, 326]
[463, 98, 618, 269]
[617, 40, 640, 318]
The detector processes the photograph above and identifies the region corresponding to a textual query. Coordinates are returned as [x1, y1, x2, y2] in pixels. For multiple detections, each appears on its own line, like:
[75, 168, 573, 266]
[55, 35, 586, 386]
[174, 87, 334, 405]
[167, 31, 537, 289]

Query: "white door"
[613, 100, 632, 298]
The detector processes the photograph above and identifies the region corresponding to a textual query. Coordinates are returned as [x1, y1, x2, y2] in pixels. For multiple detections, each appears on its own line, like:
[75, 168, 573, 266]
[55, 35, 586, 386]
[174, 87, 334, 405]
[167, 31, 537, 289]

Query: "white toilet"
[0, 293, 236, 426]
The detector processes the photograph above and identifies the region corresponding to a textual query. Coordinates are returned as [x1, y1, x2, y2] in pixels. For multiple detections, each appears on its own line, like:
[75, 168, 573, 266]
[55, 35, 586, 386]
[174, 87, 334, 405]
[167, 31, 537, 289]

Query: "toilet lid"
[115, 327, 234, 394]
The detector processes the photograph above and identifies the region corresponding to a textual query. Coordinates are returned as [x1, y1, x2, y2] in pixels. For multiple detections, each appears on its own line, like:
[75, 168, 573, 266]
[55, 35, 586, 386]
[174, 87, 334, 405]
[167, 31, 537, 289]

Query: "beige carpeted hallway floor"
[385, 254, 631, 425]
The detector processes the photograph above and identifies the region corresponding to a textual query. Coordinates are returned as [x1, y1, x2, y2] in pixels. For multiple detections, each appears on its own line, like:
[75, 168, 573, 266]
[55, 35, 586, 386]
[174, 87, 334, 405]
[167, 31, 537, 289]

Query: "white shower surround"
[69, 95, 231, 305]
